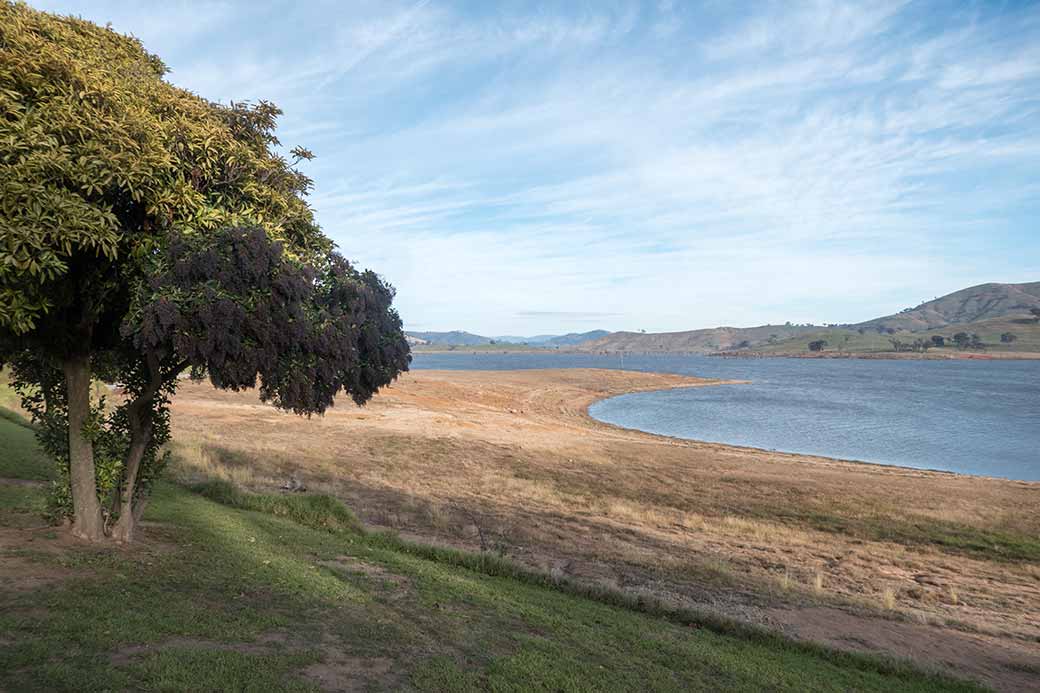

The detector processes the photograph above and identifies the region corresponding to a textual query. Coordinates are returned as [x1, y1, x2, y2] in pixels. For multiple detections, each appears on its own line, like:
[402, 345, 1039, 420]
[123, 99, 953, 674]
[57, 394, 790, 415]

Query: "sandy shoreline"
[170, 368, 1040, 691]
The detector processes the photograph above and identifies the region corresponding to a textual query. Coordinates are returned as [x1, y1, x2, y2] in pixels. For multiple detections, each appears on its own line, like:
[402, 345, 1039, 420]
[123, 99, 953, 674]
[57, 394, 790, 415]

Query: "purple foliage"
[130, 227, 410, 414]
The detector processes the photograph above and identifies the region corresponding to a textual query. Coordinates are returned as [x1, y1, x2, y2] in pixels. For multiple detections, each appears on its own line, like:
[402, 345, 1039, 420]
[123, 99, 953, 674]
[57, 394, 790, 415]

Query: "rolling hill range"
[573, 282, 1040, 355]
[408, 282, 1040, 355]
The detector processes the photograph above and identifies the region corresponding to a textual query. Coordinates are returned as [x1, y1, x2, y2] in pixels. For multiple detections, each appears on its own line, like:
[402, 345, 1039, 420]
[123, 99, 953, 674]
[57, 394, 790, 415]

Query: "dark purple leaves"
[129, 227, 410, 413]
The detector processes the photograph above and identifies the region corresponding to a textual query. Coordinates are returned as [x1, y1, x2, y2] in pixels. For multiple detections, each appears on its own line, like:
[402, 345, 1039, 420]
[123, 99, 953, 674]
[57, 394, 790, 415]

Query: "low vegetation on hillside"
[754, 315, 1040, 356]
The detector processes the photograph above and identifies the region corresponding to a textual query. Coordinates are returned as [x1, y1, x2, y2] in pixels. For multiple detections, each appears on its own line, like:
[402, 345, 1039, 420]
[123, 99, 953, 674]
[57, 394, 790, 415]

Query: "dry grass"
[165, 368, 1040, 683]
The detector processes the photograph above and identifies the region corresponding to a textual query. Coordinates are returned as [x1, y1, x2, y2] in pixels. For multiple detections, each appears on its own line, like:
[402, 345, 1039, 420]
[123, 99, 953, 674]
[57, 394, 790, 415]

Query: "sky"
[32, 0, 1040, 335]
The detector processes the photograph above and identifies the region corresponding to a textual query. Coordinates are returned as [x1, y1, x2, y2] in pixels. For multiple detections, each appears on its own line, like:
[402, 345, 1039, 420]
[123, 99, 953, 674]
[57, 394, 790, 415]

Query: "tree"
[1031, 308, 1040, 323]
[930, 335, 945, 348]
[1001, 332, 1018, 344]
[888, 338, 930, 353]
[969, 333, 985, 350]
[808, 340, 827, 352]
[0, 4, 410, 542]
[952, 332, 971, 350]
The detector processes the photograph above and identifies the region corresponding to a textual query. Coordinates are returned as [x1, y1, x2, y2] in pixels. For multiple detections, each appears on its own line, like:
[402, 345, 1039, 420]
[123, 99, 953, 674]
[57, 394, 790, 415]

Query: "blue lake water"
[411, 352, 1040, 481]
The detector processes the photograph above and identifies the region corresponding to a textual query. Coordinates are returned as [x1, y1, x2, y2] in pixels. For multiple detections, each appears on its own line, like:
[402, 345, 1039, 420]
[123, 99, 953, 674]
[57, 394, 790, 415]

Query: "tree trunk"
[110, 352, 169, 544]
[110, 426, 151, 543]
[63, 354, 104, 542]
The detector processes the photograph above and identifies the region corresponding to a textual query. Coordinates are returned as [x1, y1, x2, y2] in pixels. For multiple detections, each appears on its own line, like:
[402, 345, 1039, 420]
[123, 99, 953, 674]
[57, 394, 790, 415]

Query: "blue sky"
[34, 0, 1040, 334]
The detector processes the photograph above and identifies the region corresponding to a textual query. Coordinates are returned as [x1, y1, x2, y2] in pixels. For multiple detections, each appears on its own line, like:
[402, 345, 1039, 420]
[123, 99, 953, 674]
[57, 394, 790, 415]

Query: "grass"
[0, 423, 983, 692]
[756, 503, 1040, 564]
[0, 414, 51, 482]
[757, 316, 1040, 355]
[192, 479, 364, 534]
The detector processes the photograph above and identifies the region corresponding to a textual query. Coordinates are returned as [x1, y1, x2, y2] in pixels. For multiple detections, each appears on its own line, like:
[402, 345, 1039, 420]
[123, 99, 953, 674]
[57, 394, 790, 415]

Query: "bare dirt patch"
[318, 557, 413, 607]
[109, 632, 291, 666]
[110, 630, 402, 692]
[0, 526, 79, 593]
[302, 643, 396, 693]
[769, 606, 1040, 693]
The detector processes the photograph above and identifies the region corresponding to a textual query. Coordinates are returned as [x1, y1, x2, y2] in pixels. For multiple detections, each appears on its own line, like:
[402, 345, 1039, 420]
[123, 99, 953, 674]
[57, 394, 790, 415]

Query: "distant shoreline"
[709, 349, 1040, 361]
[411, 347, 1040, 360]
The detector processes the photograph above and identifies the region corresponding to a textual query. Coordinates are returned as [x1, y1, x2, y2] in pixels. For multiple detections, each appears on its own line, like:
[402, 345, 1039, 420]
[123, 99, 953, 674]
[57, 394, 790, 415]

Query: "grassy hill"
[0, 415, 978, 691]
[856, 282, 1040, 332]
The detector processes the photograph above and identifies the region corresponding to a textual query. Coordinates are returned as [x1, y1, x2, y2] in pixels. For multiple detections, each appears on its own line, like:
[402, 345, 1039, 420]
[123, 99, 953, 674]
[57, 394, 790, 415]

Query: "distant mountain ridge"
[530, 330, 611, 346]
[406, 331, 490, 346]
[406, 329, 609, 347]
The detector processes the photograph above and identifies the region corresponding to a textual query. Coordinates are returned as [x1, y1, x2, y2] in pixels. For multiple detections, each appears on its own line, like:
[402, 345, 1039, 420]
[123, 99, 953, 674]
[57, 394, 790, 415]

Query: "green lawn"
[0, 419, 981, 692]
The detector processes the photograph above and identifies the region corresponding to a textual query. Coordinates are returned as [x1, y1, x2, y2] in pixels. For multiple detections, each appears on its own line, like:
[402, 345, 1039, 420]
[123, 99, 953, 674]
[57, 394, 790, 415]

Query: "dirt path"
[169, 368, 1040, 691]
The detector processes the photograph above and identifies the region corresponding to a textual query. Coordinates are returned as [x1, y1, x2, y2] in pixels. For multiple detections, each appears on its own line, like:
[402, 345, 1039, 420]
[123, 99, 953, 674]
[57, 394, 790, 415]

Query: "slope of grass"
[0, 415, 50, 482]
[0, 431, 982, 691]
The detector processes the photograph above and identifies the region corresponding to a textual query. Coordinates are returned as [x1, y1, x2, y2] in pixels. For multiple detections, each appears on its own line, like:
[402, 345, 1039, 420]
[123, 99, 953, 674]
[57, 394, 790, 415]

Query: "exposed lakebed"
[412, 352, 1040, 481]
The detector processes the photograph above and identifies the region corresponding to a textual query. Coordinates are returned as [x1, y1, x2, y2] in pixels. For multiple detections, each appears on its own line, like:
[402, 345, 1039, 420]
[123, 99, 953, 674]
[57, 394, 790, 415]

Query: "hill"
[406, 330, 490, 346]
[856, 282, 1040, 332]
[536, 330, 611, 346]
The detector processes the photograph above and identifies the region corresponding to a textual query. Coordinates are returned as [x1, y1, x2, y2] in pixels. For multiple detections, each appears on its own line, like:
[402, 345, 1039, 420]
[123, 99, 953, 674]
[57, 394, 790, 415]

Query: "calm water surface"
[412, 352, 1040, 481]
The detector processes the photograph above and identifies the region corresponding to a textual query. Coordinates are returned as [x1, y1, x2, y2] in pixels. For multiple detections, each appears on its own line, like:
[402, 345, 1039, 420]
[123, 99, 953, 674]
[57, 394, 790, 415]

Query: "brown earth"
[167, 368, 1040, 691]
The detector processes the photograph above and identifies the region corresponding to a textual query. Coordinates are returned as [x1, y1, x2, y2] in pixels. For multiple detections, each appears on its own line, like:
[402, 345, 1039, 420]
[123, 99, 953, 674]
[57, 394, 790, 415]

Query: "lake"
[411, 352, 1040, 481]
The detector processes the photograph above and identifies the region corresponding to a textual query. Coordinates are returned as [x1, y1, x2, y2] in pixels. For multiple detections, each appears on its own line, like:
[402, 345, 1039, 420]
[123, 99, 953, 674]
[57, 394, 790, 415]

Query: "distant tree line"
[951, 332, 985, 350]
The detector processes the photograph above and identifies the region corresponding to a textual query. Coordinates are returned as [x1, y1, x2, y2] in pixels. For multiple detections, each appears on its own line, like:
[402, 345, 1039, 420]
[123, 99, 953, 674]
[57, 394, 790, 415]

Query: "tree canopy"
[0, 2, 410, 542]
